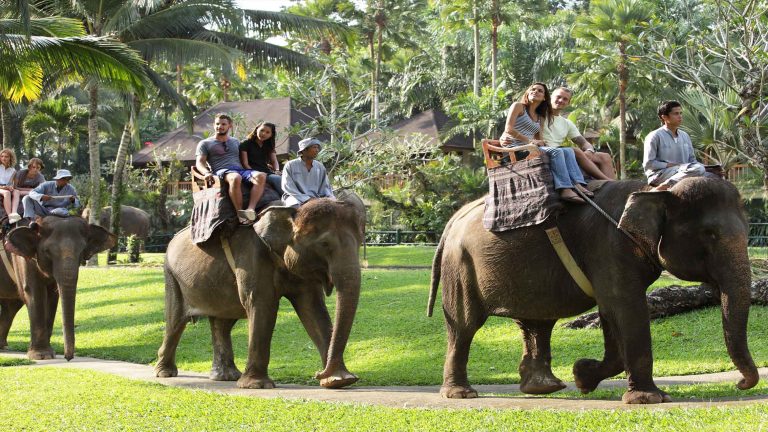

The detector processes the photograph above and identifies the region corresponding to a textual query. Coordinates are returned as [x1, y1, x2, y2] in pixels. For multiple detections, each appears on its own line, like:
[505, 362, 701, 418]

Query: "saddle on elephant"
[188, 166, 281, 244]
[481, 139, 562, 232]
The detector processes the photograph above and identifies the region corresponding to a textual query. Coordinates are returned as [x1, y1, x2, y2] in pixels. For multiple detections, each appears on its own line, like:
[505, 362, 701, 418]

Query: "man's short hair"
[556, 87, 573, 96]
[214, 113, 233, 123]
[657, 100, 682, 120]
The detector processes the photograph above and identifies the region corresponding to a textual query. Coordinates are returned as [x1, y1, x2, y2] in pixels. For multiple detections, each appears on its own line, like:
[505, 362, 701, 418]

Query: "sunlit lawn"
[3, 266, 766, 387]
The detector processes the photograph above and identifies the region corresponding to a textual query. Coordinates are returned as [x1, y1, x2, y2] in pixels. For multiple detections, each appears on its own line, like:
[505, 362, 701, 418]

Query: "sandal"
[576, 185, 594, 198]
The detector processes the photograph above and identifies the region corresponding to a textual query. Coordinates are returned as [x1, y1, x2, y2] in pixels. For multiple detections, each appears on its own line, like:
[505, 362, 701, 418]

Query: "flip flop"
[576, 186, 594, 198]
[561, 195, 586, 204]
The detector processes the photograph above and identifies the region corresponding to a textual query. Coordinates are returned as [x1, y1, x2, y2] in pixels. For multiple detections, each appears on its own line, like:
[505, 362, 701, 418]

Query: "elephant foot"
[440, 384, 479, 399]
[237, 375, 275, 389]
[210, 366, 241, 381]
[520, 374, 566, 395]
[573, 358, 606, 394]
[0, 340, 7, 350]
[154, 363, 178, 378]
[622, 388, 672, 404]
[27, 347, 55, 360]
[318, 370, 358, 389]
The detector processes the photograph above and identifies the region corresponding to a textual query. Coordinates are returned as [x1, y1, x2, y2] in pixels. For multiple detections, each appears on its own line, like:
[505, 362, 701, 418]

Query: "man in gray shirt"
[22, 169, 80, 219]
[195, 113, 266, 221]
[282, 138, 334, 208]
[643, 100, 717, 191]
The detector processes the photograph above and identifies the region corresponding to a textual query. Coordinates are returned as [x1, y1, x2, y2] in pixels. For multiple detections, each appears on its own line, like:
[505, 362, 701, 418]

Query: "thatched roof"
[131, 98, 319, 166]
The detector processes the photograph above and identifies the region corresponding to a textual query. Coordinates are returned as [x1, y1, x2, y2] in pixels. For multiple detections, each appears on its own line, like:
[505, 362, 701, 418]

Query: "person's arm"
[573, 136, 595, 153]
[643, 132, 669, 172]
[281, 162, 311, 205]
[239, 150, 252, 170]
[318, 165, 334, 199]
[196, 154, 213, 180]
[685, 135, 697, 164]
[28, 182, 47, 202]
[269, 151, 280, 174]
[501, 103, 526, 144]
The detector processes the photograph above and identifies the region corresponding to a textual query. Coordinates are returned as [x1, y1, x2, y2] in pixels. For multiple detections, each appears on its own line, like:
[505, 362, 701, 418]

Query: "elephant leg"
[516, 319, 566, 395]
[43, 286, 59, 343]
[237, 298, 279, 389]
[155, 273, 187, 378]
[289, 291, 358, 389]
[573, 311, 624, 394]
[209, 317, 241, 381]
[0, 299, 24, 349]
[23, 284, 55, 360]
[602, 299, 671, 404]
[441, 310, 487, 399]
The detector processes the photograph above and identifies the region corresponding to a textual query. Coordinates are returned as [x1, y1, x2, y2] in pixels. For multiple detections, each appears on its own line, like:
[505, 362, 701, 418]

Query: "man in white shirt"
[281, 138, 334, 208]
[542, 87, 616, 180]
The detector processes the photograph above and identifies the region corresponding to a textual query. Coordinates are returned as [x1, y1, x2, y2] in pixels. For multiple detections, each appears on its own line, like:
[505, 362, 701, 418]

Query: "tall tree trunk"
[87, 84, 101, 266]
[368, 33, 375, 126]
[374, 4, 384, 126]
[0, 100, 11, 150]
[472, 0, 480, 97]
[490, 1, 498, 93]
[618, 43, 628, 180]
[109, 96, 140, 264]
[176, 63, 182, 94]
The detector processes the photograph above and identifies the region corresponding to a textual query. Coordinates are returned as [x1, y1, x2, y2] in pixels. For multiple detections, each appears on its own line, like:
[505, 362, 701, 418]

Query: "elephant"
[0, 216, 116, 359]
[82, 205, 151, 239]
[155, 193, 365, 389]
[428, 177, 759, 404]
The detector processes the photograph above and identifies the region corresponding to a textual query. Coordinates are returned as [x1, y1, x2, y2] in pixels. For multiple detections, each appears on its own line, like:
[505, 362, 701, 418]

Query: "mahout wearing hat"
[52, 169, 73, 180]
[298, 138, 322, 153]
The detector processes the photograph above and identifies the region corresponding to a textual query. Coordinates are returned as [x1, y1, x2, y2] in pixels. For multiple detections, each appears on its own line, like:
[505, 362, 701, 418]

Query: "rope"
[574, 187, 664, 272]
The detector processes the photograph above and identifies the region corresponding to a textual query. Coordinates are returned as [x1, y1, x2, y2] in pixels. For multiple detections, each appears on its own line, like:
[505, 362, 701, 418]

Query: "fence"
[125, 224, 768, 254]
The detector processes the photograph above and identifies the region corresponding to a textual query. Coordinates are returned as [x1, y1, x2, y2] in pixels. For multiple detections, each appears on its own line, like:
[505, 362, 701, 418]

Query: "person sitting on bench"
[195, 113, 266, 222]
[500, 82, 591, 204]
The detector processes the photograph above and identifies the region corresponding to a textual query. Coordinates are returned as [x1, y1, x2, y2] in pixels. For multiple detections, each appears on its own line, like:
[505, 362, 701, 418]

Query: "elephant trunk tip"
[64, 352, 74, 361]
[737, 371, 759, 390]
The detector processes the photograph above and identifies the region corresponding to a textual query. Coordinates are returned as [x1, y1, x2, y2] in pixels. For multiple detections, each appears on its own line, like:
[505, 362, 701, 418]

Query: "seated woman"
[500, 82, 592, 204]
[8, 157, 45, 223]
[0, 148, 17, 220]
[239, 122, 283, 195]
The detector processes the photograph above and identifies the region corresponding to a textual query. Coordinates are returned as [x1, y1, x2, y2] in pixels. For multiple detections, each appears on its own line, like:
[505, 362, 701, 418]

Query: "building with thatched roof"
[131, 98, 319, 166]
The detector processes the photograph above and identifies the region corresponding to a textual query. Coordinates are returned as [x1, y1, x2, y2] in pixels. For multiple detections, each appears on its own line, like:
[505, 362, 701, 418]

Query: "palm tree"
[23, 96, 88, 169]
[568, 0, 653, 179]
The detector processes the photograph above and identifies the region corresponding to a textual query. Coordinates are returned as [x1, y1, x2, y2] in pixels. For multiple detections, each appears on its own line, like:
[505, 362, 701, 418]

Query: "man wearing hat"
[281, 138, 335, 207]
[21, 169, 80, 219]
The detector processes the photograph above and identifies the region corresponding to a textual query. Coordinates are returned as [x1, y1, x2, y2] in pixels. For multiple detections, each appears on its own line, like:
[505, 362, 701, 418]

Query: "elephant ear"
[256, 206, 297, 252]
[84, 224, 117, 260]
[618, 191, 673, 250]
[5, 225, 41, 258]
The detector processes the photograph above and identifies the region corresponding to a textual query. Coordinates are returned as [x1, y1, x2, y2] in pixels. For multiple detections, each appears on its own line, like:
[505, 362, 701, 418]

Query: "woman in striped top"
[500, 83, 591, 204]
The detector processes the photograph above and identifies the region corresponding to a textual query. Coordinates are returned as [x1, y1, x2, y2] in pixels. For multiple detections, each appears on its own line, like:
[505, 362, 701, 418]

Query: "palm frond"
[0, 17, 85, 38]
[129, 38, 239, 67]
[202, 30, 322, 71]
[143, 66, 194, 128]
[242, 9, 352, 40]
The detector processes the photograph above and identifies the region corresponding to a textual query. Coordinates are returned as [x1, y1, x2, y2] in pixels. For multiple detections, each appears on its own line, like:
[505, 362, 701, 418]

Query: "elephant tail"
[427, 231, 446, 317]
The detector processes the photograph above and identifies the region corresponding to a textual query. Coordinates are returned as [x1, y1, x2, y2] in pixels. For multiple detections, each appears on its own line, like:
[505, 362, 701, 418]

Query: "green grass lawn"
[1, 367, 767, 431]
[3, 267, 766, 388]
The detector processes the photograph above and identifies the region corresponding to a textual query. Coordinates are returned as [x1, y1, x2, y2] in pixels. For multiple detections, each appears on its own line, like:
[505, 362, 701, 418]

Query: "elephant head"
[5, 217, 116, 360]
[276, 197, 364, 387]
[618, 177, 758, 390]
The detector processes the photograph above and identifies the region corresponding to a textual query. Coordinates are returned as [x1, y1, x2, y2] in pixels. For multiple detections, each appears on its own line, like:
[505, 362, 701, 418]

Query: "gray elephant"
[0, 216, 116, 359]
[82, 205, 151, 239]
[429, 178, 758, 404]
[155, 194, 364, 389]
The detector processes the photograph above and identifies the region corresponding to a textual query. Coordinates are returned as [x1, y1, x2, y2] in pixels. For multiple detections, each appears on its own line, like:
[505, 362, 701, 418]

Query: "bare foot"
[560, 189, 585, 204]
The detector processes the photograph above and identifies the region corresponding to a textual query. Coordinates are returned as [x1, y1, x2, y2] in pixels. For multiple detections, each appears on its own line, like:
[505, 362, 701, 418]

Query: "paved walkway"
[3, 351, 768, 410]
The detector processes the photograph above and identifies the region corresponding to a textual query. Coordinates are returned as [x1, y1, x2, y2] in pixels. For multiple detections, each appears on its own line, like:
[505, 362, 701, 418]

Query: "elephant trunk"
[315, 259, 360, 389]
[716, 254, 759, 390]
[55, 264, 79, 361]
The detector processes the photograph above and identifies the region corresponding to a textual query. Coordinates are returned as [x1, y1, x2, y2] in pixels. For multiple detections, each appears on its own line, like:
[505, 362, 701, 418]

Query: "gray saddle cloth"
[483, 154, 562, 232]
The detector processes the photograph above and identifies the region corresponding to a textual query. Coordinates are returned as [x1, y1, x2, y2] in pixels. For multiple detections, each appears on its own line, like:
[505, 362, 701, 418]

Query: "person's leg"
[0, 189, 11, 217]
[562, 148, 593, 197]
[267, 173, 283, 195]
[10, 189, 25, 216]
[223, 172, 243, 210]
[654, 163, 705, 190]
[245, 172, 266, 211]
[573, 148, 610, 180]
[540, 147, 582, 203]
[22, 196, 48, 219]
[587, 151, 616, 179]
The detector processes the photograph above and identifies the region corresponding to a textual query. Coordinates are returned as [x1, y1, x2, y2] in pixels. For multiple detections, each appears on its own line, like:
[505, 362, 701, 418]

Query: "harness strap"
[0, 241, 17, 286]
[544, 227, 594, 298]
[220, 236, 237, 274]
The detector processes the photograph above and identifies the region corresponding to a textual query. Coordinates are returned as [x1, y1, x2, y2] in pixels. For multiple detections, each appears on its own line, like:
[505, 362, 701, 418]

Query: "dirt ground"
[3, 351, 768, 411]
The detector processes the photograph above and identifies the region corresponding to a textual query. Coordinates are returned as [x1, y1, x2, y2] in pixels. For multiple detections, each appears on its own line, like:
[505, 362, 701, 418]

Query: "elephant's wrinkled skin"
[429, 178, 759, 404]
[155, 196, 364, 389]
[0, 217, 116, 359]
[82, 205, 151, 239]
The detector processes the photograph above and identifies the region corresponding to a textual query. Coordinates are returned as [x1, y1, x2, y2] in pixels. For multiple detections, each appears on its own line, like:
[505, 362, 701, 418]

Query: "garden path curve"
[4, 351, 768, 411]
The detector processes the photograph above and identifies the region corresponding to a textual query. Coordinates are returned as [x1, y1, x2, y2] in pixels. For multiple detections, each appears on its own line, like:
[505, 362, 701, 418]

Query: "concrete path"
[3, 351, 768, 410]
